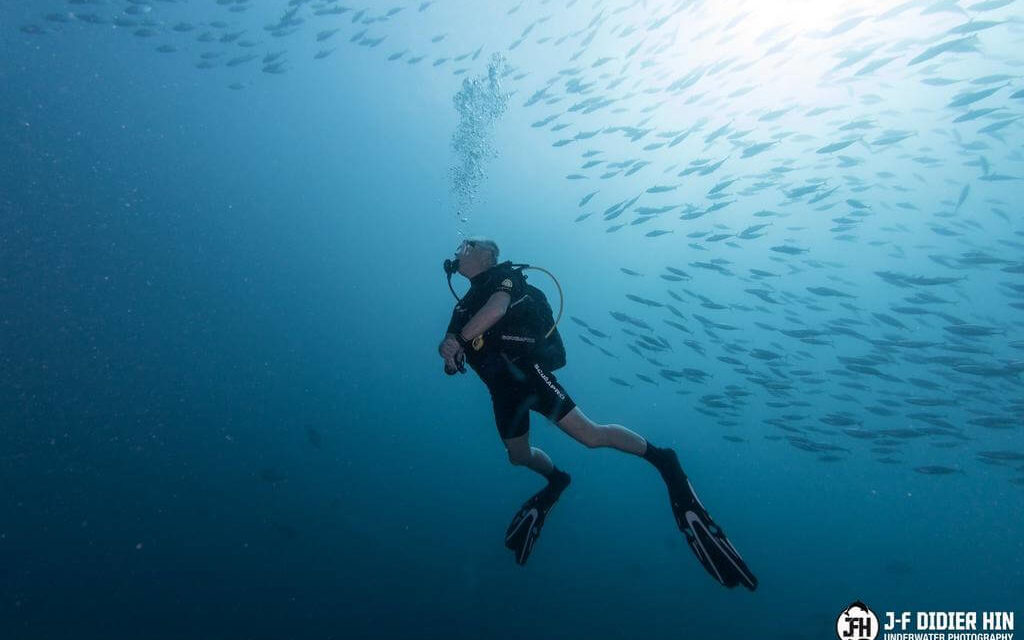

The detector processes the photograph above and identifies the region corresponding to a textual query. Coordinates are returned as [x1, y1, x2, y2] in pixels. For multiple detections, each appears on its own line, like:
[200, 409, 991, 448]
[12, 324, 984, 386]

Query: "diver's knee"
[578, 426, 607, 449]
[507, 449, 532, 466]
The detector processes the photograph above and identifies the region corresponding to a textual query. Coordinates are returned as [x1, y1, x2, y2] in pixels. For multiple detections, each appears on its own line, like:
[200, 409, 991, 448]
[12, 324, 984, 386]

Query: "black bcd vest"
[495, 266, 566, 371]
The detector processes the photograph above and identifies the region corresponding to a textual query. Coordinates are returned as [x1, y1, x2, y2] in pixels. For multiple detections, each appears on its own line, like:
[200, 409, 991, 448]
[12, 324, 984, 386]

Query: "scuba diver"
[438, 237, 757, 590]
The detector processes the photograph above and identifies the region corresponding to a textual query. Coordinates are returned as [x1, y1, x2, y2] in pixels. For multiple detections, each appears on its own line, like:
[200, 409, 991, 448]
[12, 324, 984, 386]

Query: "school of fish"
[19, 0, 1024, 485]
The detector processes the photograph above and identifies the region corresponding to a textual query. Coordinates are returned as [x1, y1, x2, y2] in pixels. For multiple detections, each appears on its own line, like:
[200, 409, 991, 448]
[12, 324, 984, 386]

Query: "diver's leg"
[520, 361, 648, 456]
[503, 433, 571, 566]
[556, 408, 758, 588]
[554, 407, 678, 477]
[502, 433, 555, 477]
[496, 391, 563, 480]
[555, 407, 647, 455]
[521, 363, 647, 455]
[556, 407, 676, 476]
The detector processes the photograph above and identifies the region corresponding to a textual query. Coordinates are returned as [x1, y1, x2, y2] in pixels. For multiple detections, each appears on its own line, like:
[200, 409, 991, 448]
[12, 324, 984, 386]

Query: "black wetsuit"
[447, 262, 576, 439]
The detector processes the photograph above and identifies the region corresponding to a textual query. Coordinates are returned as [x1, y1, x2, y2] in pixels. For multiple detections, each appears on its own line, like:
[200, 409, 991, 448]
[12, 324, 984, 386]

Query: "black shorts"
[475, 354, 576, 440]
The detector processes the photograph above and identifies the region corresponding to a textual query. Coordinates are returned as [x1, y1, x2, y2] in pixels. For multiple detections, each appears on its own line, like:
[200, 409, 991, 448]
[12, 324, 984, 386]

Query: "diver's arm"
[440, 307, 463, 358]
[457, 291, 511, 342]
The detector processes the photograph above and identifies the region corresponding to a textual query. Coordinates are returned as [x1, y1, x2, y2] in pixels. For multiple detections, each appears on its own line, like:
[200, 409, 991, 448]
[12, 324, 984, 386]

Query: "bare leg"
[555, 407, 647, 455]
[502, 432, 555, 477]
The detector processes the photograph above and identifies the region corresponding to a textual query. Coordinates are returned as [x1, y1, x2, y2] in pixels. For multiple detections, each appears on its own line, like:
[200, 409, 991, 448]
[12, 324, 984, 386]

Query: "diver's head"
[454, 237, 499, 278]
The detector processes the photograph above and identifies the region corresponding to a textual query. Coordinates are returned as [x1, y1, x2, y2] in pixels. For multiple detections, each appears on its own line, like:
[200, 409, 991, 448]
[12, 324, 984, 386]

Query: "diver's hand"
[439, 334, 461, 360]
[444, 350, 466, 375]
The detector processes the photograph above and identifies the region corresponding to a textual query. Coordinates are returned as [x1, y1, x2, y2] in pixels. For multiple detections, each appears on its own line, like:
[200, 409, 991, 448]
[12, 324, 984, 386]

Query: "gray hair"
[467, 236, 500, 265]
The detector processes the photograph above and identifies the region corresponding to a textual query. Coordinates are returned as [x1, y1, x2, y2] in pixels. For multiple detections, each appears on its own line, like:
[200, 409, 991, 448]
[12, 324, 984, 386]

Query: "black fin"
[657, 449, 758, 590]
[504, 472, 570, 566]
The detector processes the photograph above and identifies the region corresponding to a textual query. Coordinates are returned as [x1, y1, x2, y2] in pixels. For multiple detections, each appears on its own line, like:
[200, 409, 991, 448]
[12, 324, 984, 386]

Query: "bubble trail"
[450, 53, 510, 224]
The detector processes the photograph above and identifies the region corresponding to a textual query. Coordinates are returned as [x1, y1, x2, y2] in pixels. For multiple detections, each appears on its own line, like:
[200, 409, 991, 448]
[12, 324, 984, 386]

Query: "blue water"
[2, 2, 1023, 638]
